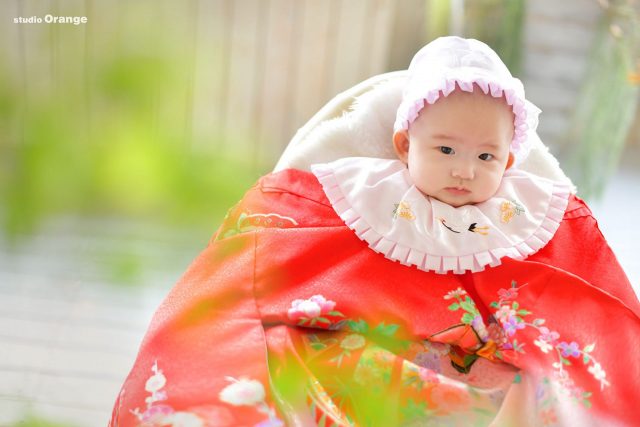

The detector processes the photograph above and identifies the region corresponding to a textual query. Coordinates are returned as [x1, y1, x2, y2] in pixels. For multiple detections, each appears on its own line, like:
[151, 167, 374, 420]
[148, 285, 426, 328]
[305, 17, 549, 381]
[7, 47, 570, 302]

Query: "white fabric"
[312, 157, 571, 274]
[394, 37, 541, 166]
[273, 72, 576, 195]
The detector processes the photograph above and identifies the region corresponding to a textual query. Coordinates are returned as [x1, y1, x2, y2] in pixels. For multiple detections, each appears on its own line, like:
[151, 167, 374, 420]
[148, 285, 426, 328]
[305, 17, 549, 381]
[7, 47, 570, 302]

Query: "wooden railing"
[1, 0, 427, 170]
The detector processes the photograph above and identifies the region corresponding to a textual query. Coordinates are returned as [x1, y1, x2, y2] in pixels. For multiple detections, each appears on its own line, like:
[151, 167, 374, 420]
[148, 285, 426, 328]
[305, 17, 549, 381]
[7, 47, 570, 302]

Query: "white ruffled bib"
[311, 157, 570, 274]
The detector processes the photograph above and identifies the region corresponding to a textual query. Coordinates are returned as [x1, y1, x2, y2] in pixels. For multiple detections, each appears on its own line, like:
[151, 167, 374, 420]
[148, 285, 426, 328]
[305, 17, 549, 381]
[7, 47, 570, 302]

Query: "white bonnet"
[394, 36, 541, 165]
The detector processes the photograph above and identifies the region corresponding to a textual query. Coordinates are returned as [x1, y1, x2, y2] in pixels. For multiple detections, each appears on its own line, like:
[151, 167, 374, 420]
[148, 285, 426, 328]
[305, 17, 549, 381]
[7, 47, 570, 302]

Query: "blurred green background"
[1, 1, 262, 243]
[2, 1, 639, 244]
[1, 0, 638, 246]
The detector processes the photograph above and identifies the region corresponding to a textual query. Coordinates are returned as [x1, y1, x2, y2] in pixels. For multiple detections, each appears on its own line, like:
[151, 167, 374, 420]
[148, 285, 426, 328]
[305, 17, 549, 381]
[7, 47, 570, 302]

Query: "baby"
[392, 37, 534, 209]
[392, 87, 515, 207]
[110, 37, 640, 427]
[309, 37, 557, 274]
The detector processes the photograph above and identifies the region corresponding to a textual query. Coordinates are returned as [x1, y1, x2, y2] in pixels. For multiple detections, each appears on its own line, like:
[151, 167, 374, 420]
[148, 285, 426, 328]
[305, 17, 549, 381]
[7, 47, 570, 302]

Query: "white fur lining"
[274, 72, 576, 195]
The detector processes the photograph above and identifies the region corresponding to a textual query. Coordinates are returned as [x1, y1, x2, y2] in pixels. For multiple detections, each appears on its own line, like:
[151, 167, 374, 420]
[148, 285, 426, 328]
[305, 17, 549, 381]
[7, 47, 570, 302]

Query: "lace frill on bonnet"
[393, 37, 541, 166]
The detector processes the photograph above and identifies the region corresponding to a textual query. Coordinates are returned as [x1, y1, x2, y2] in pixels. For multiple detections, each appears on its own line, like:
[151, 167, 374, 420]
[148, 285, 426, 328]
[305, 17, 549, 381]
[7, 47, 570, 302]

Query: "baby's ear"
[505, 152, 515, 170]
[393, 130, 410, 163]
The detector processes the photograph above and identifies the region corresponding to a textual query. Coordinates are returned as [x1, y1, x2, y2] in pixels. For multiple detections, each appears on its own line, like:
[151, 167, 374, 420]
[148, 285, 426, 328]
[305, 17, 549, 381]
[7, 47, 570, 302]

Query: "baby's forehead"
[409, 89, 515, 140]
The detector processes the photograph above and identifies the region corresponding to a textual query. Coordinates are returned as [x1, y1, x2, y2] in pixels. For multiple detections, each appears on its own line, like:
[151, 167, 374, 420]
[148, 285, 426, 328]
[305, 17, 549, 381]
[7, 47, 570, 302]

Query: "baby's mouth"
[444, 187, 471, 195]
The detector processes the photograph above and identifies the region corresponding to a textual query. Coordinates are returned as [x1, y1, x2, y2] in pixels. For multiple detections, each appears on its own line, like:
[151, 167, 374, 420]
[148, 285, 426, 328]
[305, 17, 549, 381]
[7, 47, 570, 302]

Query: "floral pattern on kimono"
[274, 285, 612, 427]
[110, 169, 640, 427]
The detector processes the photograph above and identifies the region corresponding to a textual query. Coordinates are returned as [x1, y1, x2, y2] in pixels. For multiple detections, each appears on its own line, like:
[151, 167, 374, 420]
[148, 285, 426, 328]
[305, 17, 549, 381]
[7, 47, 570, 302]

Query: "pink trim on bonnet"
[393, 37, 542, 166]
[394, 77, 533, 166]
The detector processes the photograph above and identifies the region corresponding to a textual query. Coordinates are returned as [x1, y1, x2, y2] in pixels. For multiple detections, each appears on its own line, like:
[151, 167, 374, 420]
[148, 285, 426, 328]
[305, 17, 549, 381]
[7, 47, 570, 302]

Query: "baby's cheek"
[408, 168, 432, 195]
[486, 173, 505, 196]
[410, 164, 426, 181]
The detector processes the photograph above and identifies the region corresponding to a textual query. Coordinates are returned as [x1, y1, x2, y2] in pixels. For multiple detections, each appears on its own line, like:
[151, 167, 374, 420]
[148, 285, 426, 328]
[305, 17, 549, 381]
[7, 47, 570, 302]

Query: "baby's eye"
[439, 146, 454, 155]
[479, 153, 494, 161]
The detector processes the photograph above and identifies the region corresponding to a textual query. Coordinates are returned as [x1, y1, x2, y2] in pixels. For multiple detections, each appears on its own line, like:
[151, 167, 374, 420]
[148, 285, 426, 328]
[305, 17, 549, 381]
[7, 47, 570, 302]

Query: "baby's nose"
[451, 162, 475, 180]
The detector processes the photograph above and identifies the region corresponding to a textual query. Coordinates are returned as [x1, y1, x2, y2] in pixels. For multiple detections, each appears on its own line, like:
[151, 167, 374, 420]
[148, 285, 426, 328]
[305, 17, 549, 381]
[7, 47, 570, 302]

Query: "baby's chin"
[434, 197, 472, 208]
[414, 183, 495, 207]
[428, 191, 490, 208]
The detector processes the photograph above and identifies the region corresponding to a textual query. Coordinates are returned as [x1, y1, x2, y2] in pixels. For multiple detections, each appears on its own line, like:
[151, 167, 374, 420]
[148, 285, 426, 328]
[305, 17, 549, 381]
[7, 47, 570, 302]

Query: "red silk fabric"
[110, 169, 639, 427]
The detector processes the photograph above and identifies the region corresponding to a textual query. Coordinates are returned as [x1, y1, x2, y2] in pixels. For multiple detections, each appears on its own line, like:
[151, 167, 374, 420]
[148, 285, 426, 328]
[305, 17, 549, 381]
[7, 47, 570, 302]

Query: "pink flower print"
[495, 305, 516, 322]
[471, 315, 489, 341]
[219, 376, 283, 427]
[145, 390, 168, 406]
[503, 316, 525, 336]
[553, 366, 568, 380]
[145, 371, 167, 393]
[140, 404, 175, 422]
[568, 384, 585, 399]
[538, 327, 560, 343]
[444, 288, 467, 300]
[497, 287, 518, 301]
[418, 367, 440, 384]
[534, 327, 560, 354]
[309, 295, 336, 312]
[165, 412, 205, 427]
[552, 370, 578, 395]
[289, 299, 321, 319]
[219, 377, 266, 406]
[139, 361, 170, 410]
[287, 295, 336, 321]
[558, 341, 580, 358]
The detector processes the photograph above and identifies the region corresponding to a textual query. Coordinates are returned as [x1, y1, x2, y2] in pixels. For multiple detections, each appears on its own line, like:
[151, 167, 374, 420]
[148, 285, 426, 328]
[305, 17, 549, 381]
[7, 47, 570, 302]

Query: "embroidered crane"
[439, 218, 461, 233]
[468, 223, 490, 235]
[439, 218, 490, 236]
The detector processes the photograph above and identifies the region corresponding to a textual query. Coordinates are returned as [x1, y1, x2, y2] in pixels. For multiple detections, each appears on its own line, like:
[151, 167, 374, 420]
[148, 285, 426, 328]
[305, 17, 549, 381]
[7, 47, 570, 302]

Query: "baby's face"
[394, 90, 514, 207]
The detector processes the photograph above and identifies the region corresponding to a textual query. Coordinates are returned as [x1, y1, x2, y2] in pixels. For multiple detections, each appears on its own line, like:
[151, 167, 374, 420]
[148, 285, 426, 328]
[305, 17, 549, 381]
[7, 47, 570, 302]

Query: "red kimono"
[109, 169, 640, 427]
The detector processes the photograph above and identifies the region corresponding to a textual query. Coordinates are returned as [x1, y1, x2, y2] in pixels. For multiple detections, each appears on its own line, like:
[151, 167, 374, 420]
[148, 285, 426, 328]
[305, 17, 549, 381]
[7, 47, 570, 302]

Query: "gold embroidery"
[500, 200, 525, 223]
[393, 202, 416, 221]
